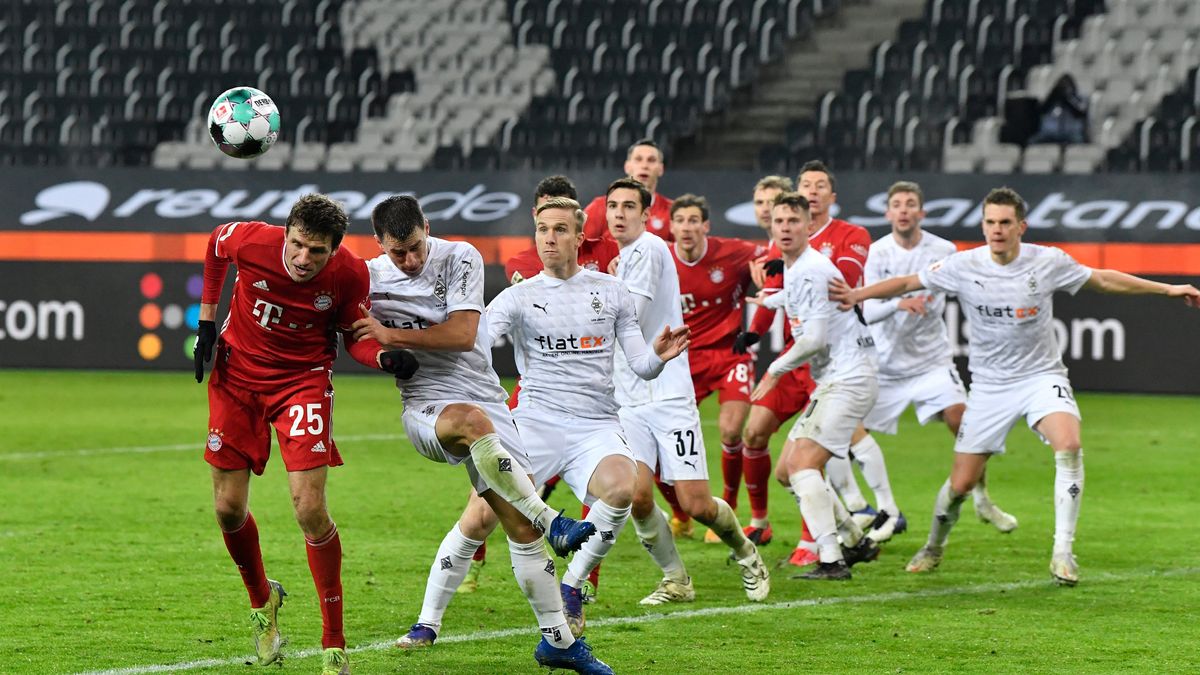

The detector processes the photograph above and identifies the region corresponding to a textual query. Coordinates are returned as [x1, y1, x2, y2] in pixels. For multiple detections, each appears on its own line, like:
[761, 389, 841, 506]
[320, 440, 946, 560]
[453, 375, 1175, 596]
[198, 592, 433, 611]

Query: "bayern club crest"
[584, 261, 599, 271]
[313, 293, 333, 311]
[207, 431, 223, 452]
[819, 242, 835, 258]
[709, 267, 725, 284]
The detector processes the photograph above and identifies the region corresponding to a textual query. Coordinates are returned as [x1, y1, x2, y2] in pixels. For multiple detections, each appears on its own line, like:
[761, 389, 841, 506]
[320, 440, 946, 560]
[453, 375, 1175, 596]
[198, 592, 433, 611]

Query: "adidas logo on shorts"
[311, 440, 327, 453]
[253, 280, 270, 291]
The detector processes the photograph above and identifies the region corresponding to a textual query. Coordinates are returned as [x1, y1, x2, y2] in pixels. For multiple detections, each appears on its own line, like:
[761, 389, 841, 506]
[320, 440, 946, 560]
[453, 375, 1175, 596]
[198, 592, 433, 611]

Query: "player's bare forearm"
[363, 311, 479, 352]
[1086, 269, 1200, 307]
[830, 274, 923, 308]
[199, 303, 218, 322]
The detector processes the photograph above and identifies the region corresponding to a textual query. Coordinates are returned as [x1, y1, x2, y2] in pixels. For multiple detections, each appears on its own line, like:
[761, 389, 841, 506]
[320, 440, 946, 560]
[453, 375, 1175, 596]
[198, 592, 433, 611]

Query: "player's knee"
[213, 502, 247, 531]
[290, 490, 328, 533]
[678, 490, 715, 520]
[456, 405, 496, 445]
[630, 486, 656, 519]
[774, 463, 791, 486]
[718, 426, 742, 447]
[743, 427, 768, 449]
[459, 501, 498, 540]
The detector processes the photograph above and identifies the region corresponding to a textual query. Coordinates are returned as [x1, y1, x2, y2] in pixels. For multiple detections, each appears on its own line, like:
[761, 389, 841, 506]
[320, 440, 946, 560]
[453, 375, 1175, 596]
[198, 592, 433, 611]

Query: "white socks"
[508, 537, 574, 648]
[416, 524, 483, 631]
[708, 497, 755, 559]
[469, 433, 556, 534]
[851, 435, 899, 516]
[790, 469, 842, 564]
[1053, 450, 1084, 553]
[563, 500, 630, 588]
[633, 507, 688, 582]
[826, 454, 868, 512]
[927, 478, 965, 549]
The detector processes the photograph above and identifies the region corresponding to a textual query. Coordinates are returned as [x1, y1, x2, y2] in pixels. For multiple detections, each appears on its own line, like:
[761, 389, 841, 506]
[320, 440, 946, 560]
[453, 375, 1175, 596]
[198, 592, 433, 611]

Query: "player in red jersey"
[666, 194, 770, 545]
[193, 194, 417, 674]
[582, 139, 674, 242]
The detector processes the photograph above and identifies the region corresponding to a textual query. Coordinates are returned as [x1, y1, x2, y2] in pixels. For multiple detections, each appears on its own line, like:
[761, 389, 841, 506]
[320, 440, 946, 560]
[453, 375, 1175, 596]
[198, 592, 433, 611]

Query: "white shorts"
[514, 408, 636, 506]
[864, 366, 967, 435]
[401, 399, 532, 494]
[618, 397, 709, 484]
[787, 376, 878, 459]
[955, 374, 1081, 455]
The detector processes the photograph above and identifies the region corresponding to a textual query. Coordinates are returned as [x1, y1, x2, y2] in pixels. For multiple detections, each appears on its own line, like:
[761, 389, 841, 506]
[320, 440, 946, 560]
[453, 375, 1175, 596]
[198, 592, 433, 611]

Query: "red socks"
[472, 541, 487, 562]
[306, 524, 345, 650]
[222, 513, 271, 608]
[743, 445, 772, 521]
[655, 476, 689, 523]
[720, 441, 745, 509]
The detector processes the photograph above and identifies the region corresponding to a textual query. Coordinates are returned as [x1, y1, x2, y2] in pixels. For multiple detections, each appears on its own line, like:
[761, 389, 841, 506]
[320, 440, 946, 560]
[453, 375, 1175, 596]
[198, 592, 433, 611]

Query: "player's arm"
[614, 288, 686, 379]
[833, 227, 871, 288]
[336, 264, 418, 376]
[751, 276, 830, 400]
[1084, 269, 1200, 305]
[829, 274, 924, 310]
[194, 222, 243, 383]
[352, 308, 480, 352]
[484, 288, 516, 345]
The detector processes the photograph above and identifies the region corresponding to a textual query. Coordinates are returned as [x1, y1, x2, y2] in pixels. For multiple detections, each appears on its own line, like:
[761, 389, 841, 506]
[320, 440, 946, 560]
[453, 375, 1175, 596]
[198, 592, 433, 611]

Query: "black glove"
[763, 258, 785, 277]
[732, 331, 760, 355]
[379, 349, 419, 379]
[193, 320, 217, 383]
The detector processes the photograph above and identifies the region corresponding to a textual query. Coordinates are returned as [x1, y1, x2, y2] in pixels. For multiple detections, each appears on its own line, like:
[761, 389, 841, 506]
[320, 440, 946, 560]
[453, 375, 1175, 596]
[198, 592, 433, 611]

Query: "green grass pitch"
[1, 370, 1198, 673]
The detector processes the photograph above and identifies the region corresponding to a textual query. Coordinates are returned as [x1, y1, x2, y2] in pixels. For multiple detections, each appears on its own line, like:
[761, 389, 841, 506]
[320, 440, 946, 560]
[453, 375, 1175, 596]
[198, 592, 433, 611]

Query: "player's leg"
[630, 459, 693, 604]
[397, 492, 498, 648]
[1033, 411, 1084, 586]
[285, 466, 347, 657]
[741, 404, 782, 535]
[460, 488, 489, 594]
[655, 475, 693, 538]
[780, 438, 864, 579]
[848, 424, 903, 540]
[435, 403, 593, 555]
[717, 399, 751, 509]
[941, 404, 1017, 533]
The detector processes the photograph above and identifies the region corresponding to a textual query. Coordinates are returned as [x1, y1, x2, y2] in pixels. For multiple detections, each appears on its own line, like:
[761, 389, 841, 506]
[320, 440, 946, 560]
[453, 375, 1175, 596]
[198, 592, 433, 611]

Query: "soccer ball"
[207, 86, 280, 159]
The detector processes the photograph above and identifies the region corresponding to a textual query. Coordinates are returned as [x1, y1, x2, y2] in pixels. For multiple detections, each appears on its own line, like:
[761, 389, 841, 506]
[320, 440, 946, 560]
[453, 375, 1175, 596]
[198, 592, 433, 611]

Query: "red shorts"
[205, 362, 344, 475]
[753, 365, 815, 422]
[690, 348, 755, 404]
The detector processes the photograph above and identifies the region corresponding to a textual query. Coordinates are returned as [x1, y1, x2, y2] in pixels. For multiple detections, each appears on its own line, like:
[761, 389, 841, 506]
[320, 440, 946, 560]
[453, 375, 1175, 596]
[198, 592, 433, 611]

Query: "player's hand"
[897, 294, 932, 316]
[378, 349, 419, 379]
[607, 255, 620, 275]
[193, 320, 216, 383]
[1169, 284, 1200, 308]
[749, 259, 767, 288]
[828, 278, 858, 310]
[732, 331, 760, 355]
[763, 258, 786, 277]
[351, 303, 391, 343]
[750, 372, 778, 401]
[653, 325, 691, 361]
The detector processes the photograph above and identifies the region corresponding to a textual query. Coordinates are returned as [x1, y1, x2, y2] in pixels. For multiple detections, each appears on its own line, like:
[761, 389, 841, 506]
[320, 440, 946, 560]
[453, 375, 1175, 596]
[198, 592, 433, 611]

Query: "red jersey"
[202, 221, 372, 381]
[672, 236, 767, 351]
[748, 217, 870, 336]
[504, 238, 621, 285]
[582, 192, 674, 242]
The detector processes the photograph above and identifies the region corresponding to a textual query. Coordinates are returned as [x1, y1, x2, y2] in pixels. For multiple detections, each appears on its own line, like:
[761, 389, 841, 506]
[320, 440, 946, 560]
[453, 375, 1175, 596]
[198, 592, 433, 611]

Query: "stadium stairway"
[675, 0, 927, 169]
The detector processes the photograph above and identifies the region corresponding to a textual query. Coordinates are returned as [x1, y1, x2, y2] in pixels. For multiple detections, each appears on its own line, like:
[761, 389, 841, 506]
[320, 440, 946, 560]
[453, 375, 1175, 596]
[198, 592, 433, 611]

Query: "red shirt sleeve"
[337, 256, 384, 369]
[201, 222, 248, 304]
[582, 196, 608, 240]
[835, 225, 872, 288]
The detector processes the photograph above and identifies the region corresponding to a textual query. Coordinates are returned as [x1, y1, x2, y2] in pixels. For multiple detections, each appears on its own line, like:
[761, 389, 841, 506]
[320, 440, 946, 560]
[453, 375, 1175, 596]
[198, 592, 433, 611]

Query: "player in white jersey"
[607, 176, 770, 604]
[831, 187, 1200, 586]
[747, 192, 882, 580]
[858, 181, 1017, 541]
[348, 196, 610, 673]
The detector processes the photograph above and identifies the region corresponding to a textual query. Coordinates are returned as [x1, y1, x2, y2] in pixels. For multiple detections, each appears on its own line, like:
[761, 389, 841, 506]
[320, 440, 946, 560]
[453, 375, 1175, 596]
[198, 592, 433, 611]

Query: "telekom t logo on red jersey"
[253, 299, 284, 329]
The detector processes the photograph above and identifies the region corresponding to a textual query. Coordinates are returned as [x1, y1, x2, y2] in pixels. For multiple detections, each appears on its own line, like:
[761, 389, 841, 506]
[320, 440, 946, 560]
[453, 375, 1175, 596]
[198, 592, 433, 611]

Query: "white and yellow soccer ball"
[207, 86, 280, 159]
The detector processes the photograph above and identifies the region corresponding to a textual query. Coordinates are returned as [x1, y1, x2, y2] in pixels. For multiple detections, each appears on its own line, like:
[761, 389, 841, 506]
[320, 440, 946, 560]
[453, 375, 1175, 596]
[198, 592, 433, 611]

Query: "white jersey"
[918, 243, 1091, 386]
[367, 237, 507, 405]
[864, 231, 958, 379]
[487, 269, 649, 421]
[781, 246, 877, 384]
[613, 231, 695, 405]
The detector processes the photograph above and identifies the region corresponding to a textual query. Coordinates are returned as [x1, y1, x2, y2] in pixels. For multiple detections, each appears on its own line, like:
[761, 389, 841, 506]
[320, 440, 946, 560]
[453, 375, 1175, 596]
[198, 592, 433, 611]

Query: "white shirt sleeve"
[619, 242, 659, 300]
[1047, 247, 1092, 295]
[447, 245, 485, 314]
[762, 288, 786, 310]
[767, 316, 827, 376]
[917, 252, 962, 296]
[614, 286, 665, 379]
[484, 287, 516, 345]
[862, 298, 900, 324]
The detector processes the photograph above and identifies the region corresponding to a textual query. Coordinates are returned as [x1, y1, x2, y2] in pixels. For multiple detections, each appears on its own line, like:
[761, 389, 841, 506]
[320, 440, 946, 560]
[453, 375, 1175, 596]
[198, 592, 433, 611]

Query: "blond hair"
[755, 175, 793, 192]
[887, 181, 924, 207]
[535, 196, 586, 233]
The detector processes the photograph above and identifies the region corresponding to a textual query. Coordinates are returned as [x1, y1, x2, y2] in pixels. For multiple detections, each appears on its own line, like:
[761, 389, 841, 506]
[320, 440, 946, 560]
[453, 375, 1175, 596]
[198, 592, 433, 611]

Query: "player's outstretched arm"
[1084, 269, 1200, 307]
[350, 305, 481, 352]
[828, 274, 924, 310]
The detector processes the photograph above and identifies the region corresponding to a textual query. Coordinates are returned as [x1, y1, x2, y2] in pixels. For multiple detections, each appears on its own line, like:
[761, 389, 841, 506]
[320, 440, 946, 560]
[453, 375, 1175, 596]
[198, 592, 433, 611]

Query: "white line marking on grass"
[1, 434, 407, 462]
[80, 566, 1199, 675]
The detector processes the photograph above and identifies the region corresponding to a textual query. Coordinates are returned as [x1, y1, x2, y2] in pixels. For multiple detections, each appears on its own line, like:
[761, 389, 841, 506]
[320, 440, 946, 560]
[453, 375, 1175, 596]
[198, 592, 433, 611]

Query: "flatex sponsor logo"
[945, 300, 1125, 361]
[20, 182, 521, 224]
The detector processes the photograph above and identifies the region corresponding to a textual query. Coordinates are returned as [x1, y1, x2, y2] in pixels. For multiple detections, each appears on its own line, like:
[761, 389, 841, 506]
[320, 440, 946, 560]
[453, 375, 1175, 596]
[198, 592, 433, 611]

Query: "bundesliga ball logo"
[207, 87, 280, 159]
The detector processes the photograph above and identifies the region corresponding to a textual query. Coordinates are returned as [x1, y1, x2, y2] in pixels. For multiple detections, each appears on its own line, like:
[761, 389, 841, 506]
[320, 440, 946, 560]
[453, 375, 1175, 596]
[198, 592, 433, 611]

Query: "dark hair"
[286, 194, 349, 249]
[772, 191, 811, 214]
[606, 176, 652, 210]
[670, 193, 710, 222]
[371, 195, 426, 241]
[983, 186, 1027, 222]
[797, 159, 837, 191]
[534, 175, 577, 202]
[626, 138, 662, 162]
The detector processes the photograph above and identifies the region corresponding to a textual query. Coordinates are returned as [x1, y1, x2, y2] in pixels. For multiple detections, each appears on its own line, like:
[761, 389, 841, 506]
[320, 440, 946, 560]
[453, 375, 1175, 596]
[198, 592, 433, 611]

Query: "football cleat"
[1050, 551, 1079, 586]
[670, 516, 695, 540]
[561, 583, 586, 637]
[977, 502, 1019, 533]
[395, 623, 438, 649]
[321, 647, 350, 675]
[743, 525, 774, 546]
[850, 504, 879, 530]
[906, 545, 944, 573]
[534, 636, 614, 674]
[249, 579, 287, 665]
[580, 579, 597, 605]
[458, 558, 485, 594]
[546, 512, 597, 558]
[795, 560, 851, 580]
[866, 510, 906, 543]
[785, 545, 820, 568]
[736, 549, 771, 602]
[703, 528, 723, 544]
[638, 576, 695, 605]
[841, 536, 882, 567]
